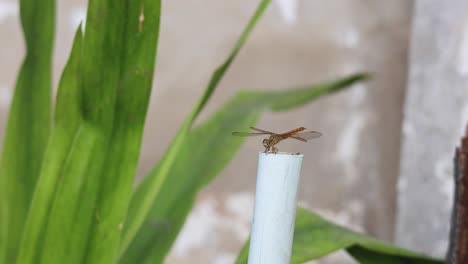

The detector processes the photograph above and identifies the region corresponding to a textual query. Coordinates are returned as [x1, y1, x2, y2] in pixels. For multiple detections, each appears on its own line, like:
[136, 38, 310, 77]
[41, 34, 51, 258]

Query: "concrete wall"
[395, 0, 468, 258]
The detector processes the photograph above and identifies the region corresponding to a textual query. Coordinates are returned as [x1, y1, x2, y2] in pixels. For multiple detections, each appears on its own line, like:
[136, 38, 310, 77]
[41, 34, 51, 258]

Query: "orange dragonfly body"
[232, 127, 321, 153]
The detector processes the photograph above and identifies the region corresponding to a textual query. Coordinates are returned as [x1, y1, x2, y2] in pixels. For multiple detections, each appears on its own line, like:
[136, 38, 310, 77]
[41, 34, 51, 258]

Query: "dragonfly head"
[262, 138, 271, 148]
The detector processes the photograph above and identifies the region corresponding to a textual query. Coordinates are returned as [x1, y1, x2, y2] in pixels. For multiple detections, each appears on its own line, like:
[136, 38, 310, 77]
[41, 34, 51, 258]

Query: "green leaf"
[16, 26, 83, 264]
[0, 0, 55, 261]
[39, 124, 102, 264]
[31, 0, 132, 262]
[84, 0, 162, 263]
[120, 0, 272, 257]
[119, 74, 366, 263]
[235, 208, 443, 264]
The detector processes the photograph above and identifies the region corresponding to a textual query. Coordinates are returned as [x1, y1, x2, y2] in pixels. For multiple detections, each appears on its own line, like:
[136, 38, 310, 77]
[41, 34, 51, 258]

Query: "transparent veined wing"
[232, 132, 270, 137]
[291, 131, 322, 141]
[249, 127, 275, 134]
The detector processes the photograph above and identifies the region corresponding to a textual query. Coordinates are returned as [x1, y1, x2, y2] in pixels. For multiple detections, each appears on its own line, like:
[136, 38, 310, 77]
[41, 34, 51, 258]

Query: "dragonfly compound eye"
[262, 138, 270, 147]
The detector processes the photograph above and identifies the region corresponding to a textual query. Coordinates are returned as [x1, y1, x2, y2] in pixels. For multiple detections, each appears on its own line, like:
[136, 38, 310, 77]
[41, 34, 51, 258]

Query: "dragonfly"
[232, 127, 322, 153]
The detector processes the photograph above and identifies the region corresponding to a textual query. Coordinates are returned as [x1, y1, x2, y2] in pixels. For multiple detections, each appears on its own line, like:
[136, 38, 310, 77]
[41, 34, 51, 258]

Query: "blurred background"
[1, 0, 466, 263]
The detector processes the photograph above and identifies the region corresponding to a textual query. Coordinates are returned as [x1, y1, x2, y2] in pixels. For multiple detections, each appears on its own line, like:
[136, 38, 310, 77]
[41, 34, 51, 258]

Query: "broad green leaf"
[119, 74, 366, 263]
[16, 26, 83, 264]
[42, 123, 111, 264]
[84, 0, 162, 263]
[120, 0, 272, 256]
[235, 208, 443, 264]
[0, 0, 55, 261]
[35, 0, 130, 262]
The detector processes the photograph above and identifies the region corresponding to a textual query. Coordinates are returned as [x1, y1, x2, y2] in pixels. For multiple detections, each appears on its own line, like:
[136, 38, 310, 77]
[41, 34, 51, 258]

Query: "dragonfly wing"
[290, 136, 307, 142]
[294, 131, 322, 140]
[250, 127, 274, 134]
[232, 132, 269, 137]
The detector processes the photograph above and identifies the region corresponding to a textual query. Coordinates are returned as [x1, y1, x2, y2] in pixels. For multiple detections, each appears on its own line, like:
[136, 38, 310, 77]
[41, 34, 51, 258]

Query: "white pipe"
[248, 152, 304, 264]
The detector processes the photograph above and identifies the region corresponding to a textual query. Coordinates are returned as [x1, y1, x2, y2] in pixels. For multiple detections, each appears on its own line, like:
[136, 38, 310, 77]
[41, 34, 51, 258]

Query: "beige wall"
[0, 0, 413, 263]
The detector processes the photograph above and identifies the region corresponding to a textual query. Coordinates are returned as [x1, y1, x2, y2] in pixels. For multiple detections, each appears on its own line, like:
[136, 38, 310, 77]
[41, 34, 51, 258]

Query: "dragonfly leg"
[272, 147, 278, 154]
[264, 146, 270, 153]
